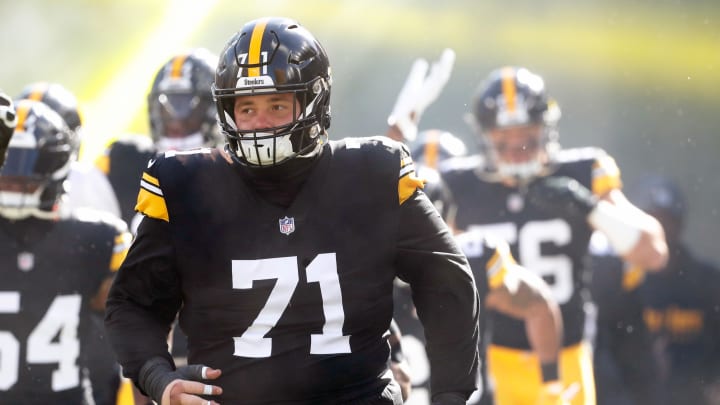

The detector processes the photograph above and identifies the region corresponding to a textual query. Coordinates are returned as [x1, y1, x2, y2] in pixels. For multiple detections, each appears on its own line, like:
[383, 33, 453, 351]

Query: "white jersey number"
[468, 219, 574, 304]
[231, 253, 351, 358]
[0, 292, 82, 391]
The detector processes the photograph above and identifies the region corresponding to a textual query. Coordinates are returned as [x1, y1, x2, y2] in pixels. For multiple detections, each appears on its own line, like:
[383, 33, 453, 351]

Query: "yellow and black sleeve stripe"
[486, 239, 516, 290]
[592, 154, 622, 196]
[398, 154, 425, 205]
[135, 172, 169, 222]
[109, 231, 133, 272]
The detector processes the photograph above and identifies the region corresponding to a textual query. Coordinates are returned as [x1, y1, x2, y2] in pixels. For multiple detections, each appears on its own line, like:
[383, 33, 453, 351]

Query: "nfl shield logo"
[18, 252, 34, 272]
[279, 216, 295, 235]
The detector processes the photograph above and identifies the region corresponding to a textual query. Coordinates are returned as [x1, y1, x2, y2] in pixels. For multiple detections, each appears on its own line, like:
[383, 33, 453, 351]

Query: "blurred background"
[1, 0, 718, 262]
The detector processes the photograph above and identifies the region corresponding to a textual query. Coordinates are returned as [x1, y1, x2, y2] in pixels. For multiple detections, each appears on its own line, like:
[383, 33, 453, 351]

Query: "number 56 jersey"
[442, 147, 621, 349]
[106, 138, 480, 404]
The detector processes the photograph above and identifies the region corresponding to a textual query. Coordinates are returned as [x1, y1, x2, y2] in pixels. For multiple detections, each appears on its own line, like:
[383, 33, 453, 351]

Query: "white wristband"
[587, 200, 642, 255]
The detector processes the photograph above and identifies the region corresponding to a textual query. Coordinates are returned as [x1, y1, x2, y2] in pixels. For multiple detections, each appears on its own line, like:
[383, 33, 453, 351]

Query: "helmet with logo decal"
[148, 48, 221, 152]
[470, 66, 561, 181]
[213, 17, 331, 167]
[0, 99, 75, 219]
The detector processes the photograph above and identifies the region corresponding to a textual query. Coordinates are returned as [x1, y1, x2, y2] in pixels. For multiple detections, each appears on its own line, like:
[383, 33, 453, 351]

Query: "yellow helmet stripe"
[170, 54, 188, 79]
[14, 102, 30, 132]
[248, 18, 269, 77]
[27, 83, 48, 101]
[424, 131, 440, 169]
[500, 67, 517, 113]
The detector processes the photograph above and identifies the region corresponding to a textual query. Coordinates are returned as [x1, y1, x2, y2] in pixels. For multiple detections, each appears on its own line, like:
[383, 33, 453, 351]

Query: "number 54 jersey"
[107, 138, 479, 404]
[0, 212, 131, 404]
[441, 147, 621, 349]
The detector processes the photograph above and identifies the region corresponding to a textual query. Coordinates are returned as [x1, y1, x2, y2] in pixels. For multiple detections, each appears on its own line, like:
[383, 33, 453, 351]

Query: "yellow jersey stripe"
[248, 18, 269, 77]
[142, 172, 161, 187]
[398, 172, 424, 205]
[170, 54, 188, 79]
[135, 188, 169, 222]
[592, 156, 622, 195]
[486, 241, 515, 289]
[109, 231, 132, 272]
[501, 67, 517, 113]
[94, 154, 110, 175]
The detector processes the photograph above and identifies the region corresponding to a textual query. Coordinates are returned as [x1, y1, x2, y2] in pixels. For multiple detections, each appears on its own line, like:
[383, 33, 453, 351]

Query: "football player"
[95, 47, 220, 230]
[440, 66, 668, 405]
[395, 232, 565, 405]
[0, 99, 131, 404]
[0, 90, 17, 168]
[105, 17, 480, 405]
[630, 176, 720, 405]
[16, 81, 126, 405]
[16, 82, 121, 217]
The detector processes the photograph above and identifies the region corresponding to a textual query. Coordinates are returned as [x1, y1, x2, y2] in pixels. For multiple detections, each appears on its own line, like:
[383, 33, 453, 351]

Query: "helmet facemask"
[471, 67, 561, 183]
[215, 76, 330, 167]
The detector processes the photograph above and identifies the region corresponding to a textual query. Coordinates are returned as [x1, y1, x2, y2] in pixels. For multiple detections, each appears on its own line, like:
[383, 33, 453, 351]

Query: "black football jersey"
[442, 147, 621, 349]
[106, 137, 479, 404]
[0, 211, 131, 404]
[95, 134, 157, 227]
[394, 232, 515, 405]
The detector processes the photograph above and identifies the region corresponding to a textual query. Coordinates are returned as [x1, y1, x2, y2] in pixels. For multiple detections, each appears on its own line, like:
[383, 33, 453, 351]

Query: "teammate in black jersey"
[0, 99, 131, 404]
[441, 66, 668, 405]
[0, 90, 16, 168]
[395, 232, 564, 405]
[95, 47, 220, 230]
[105, 17, 480, 405]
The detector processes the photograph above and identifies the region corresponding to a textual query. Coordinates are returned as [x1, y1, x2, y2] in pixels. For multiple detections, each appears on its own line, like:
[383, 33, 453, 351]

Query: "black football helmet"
[16, 82, 82, 155]
[0, 91, 17, 168]
[410, 129, 467, 169]
[0, 99, 75, 219]
[213, 17, 332, 167]
[470, 66, 561, 180]
[148, 48, 221, 152]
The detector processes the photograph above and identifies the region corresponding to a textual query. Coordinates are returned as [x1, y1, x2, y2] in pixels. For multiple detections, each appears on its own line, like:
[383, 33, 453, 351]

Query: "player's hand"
[387, 49, 455, 142]
[139, 357, 222, 405]
[390, 360, 412, 401]
[0, 91, 17, 167]
[526, 176, 597, 222]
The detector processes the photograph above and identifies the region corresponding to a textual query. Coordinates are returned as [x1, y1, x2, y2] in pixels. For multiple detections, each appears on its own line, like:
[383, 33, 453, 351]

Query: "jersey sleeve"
[394, 191, 480, 399]
[104, 216, 181, 384]
[592, 151, 622, 196]
[398, 143, 426, 205]
[134, 155, 170, 222]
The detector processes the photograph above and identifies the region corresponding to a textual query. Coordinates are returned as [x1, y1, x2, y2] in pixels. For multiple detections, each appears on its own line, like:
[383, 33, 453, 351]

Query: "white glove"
[387, 48, 455, 142]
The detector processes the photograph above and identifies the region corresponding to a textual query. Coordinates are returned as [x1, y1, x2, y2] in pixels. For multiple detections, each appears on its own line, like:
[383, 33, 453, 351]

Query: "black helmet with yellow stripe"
[469, 66, 561, 181]
[0, 99, 75, 219]
[213, 17, 332, 167]
[147, 48, 221, 152]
